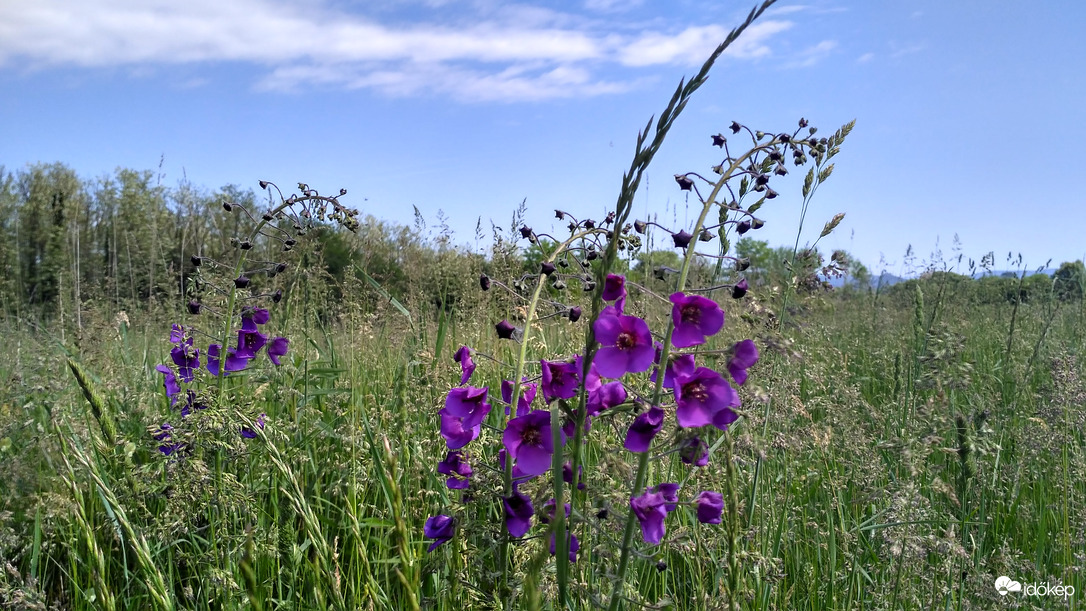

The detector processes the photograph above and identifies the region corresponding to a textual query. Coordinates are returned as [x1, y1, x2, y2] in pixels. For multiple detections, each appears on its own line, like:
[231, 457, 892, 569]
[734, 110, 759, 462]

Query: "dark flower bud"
[557, 259, 569, 268]
[656, 561, 668, 572]
[799, 117, 808, 128]
[736, 258, 751, 272]
[583, 219, 595, 229]
[272, 289, 283, 303]
[553, 279, 566, 290]
[596, 508, 609, 520]
[259, 180, 269, 189]
[540, 262, 556, 276]
[779, 134, 790, 143]
[275, 263, 288, 274]
[495, 320, 516, 340]
[263, 212, 274, 221]
[755, 131, 764, 140]
[674, 174, 694, 191]
[586, 249, 598, 261]
[339, 188, 347, 195]
[480, 274, 491, 291]
[737, 221, 751, 235]
[729, 121, 741, 134]
[285, 239, 297, 247]
[755, 174, 768, 187]
[568, 306, 582, 323]
[568, 222, 577, 232]
[234, 275, 251, 289]
[712, 133, 726, 147]
[809, 138, 819, 147]
[605, 211, 615, 224]
[769, 150, 783, 162]
[583, 281, 596, 292]
[520, 225, 533, 239]
[190, 255, 202, 267]
[555, 210, 566, 220]
[672, 230, 693, 248]
[634, 220, 647, 234]
[732, 278, 749, 299]
[240, 241, 253, 250]
[765, 188, 778, 199]
[774, 165, 788, 176]
[223, 201, 233, 211]
[751, 218, 765, 229]
[187, 300, 201, 315]
[699, 230, 714, 242]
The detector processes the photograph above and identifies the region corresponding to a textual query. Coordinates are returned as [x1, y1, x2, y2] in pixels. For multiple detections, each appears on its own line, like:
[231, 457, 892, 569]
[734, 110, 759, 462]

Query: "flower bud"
[712, 133, 726, 147]
[799, 117, 808, 128]
[495, 320, 516, 340]
[732, 278, 749, 299]
[275, 263, 288, 274]
[240, 241, 253, 250]
[520, 226, 533, 239]
[480, 274, 491, 291]
[674, 174, 694, 191]
[634, 220, 647, 234]
[187, 300, 201, 315]
[339, 188, 347, 195]
[765, 188, 778, 199]
[735, 258, 751, 272]
[568, 306, 582, 323]
[699, 230, 714, 242]
[583, 219, 595, 229]
[779, 134, 791, 143]
[555, 210, 566, 220]
[586, 249, 598, 261]
[751, 218, 765, 230]
[223, 201, 233, 211]
[672, 230, 693, 248]
[541, 262, 556, 276]
[190, 255, 202, 267]
[737, 221, 751, 235]
[729, 121, 741, 134]
[263, 212, 274, 221]
[272, 289, 283, 303]
[234, 275, 251, 289]
[259, 180, 269, 189]
[553, 279, 566, 290]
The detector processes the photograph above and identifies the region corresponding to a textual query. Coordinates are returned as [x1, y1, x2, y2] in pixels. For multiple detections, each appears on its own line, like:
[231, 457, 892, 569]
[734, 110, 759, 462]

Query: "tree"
[1053, 260, 1085, 302]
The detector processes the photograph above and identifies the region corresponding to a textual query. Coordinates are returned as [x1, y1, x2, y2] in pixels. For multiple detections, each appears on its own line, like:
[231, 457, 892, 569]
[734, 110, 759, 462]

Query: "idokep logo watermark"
[995, 575, 1075, 600]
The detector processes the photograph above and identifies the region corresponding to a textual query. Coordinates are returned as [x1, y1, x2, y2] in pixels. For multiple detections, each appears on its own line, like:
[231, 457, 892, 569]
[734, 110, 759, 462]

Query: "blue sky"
[1, 0, 1083, 275]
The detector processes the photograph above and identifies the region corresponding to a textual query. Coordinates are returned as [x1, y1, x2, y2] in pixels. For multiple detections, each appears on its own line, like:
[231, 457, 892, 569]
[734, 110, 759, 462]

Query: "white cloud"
[857, 52, 875, 64]
[783, 39, 837, 68]
[0, 0, 795, 102]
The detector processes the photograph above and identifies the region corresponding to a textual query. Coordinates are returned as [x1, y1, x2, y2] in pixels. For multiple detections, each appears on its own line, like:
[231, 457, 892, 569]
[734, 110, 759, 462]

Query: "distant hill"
[827, 268, 1057, 289]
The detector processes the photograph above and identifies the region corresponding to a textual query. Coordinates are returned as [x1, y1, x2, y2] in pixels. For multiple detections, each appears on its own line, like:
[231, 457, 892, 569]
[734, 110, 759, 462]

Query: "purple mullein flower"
[267, 337, 289, 365]
[240, 308, 270, 332]
[501, 379, 537, 417]
[550, 532, 580, 563]
[654, 483, 680, 511]
[170, 343, 200, 383]
[498, 448, 535, 484]
[540, 498, 571, 525]
[732, 278, 749, 299]
[673, 367, 739, 429]
[593, 312, 654, 378]
[155, 364, 181, 403]
[602, 273, 627, 313]
[727, 339, 759, 386]
[495, 320, 517, 340]
[206, 344, 249, 376]
[624, 405, 665, 453]
[652, 352, 696, 389]
[562, 461, 586, 491]
[453, 346, 475, 385]
[424, 515, 455, 551]
[695, 491, 724, 524]
[679, 437, 710, 467]
[541, 359, 580, 403]
[235, 328, 268, 360]
[437, 451, 473, 490]
[503, 410, 563, 477]
[583, 358, 627, 415]
[168, 324, 188, 344]
[241, 413, 266, 439]
[503, 488, 534, 537]
[444, 386, 491, 426]
[630, 485, 678, 545]
[669, 292, 725, 348]
[153, 423, 181, 455]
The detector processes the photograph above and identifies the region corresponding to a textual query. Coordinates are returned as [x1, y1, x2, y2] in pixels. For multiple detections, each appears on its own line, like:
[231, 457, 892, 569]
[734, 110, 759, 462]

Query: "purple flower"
[206, 343, 249, 376]
[453, 346, 475, 385]
[155, 364, 181, 402]
[732, 278, 749, 299]
[267, 337, 289, 365]
[498, 448, 535, 483]
[495, 320, 517, 340]
[235, 328, 268, 360]
[541, 359, 580, 403]
[679, 437, 709, 467]
[501, 379, 537, 417]
[241, 413, 266, 439]
[655, 483, 680, 511]
[550, 531, 580, 563]
[673, 367, 738, 429]
[602, 274, 627, 313]
[695, 491, 724, 524]
[587, 380, 627, 416]
[437, 451, 472, 490]
[503, 489, 534, 537]
[672, 230, 693, 248]
[170, 343, 200, 383]
[241, 308, 270, 332]
[624, 405, 665, 453]
[669, 293, 725, 348]
[727, 339, 759, 386]
[424, 515, 455, 552]
[593, 313, 654, 378]
[153, 423, 181, 455]
[503, 410, 563, 478]
[540, 498, 571, 524]
[652, 352, 696, 390]
[439, 407, 481, 450]
[630, 485, 679, 545]
[562, 461, 586, 491]
[444, 386, 491, 426]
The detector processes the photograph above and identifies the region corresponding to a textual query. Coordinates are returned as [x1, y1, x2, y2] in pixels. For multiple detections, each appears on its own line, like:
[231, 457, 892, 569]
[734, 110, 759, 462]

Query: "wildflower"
[480, 274, 491, 291]
[630, 484, 679, 545]
[731, 278, 749, 299]
[272, 289, 283, 303]
[437, 451, 472, 490]
[727, 339, 759, 386]
[444, 387, 491, 431]
[501, 379, 537, 417]
[503, 488, 534, 537]
[439, 407, 481, 450]
[495, 320, 516, 340]
[672, 230, 693, 249]
[568, 306, 582, 323]
[655, 483, 680, 511]
[207, 344, 249, 375]
[673, 367, 739, 429]
[712, 134, 726, 147]
[187, 300, 201, 315]
[669, 293, 725, 348]
[503, 410, 563, 478]
[737, 220, 751, 235]
[695, 491, 724, 524]
[153, 423, 180, 455]
[424, 515, 455, 551]
[169, 324, 187, 344]
[624, 405, 665, 453]
[652, 351, 695, 389]
[729, 121, 741, 134]
[550, 532, 580, 563]
[679, 437, 709, 467]
[541, 359, 580, 403]
[453, 346, 475, 385]
[241, 413, 266, 439]
[674, 174, 694, 191]
[593, 313, 654, 378]
[241, 308, 270, 331]
[540, 262, 556, 276]
[155, 364, 181, 402]
[602, 274, 627, 312]
[587, 379, 626, 416]
[540, 498, 571, 524]
[235, 328, 268, 360]
[562, 461, 586, 490]
[234, 275, 250, 289]
[498, 448, 535, 483]
[267, 337, 289, 365]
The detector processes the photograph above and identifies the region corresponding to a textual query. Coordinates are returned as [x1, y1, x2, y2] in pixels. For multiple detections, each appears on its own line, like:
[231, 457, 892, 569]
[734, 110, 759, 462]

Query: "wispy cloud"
[0, 0, 794, 102]
[857, 52, 875, 64]
[783, 40, 838, 68]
